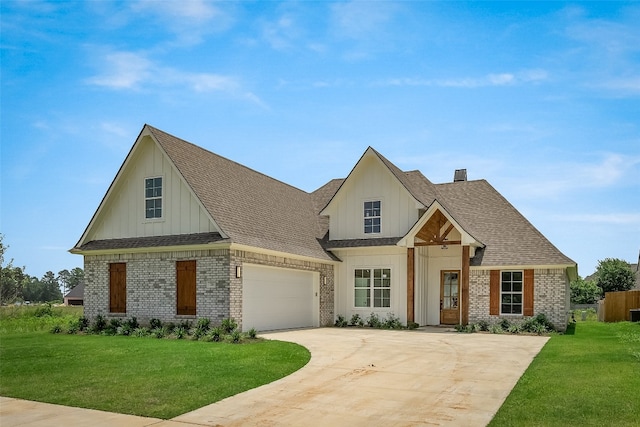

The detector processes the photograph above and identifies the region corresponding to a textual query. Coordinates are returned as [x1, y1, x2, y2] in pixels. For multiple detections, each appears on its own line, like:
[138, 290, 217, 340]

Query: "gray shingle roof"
[64, 283, 84, 299]
[76, 125, 574, 268]
[434, 180, 575, 266]
[147, 126, 333, 261]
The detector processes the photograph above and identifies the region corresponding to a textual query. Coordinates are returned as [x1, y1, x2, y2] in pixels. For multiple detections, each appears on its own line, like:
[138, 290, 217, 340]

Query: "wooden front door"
[176, 260, 196, 315]
[440, 270, 460, 325]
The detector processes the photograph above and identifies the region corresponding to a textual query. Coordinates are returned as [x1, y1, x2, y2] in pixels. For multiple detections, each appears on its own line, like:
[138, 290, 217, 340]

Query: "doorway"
[440, 270, 460, 324]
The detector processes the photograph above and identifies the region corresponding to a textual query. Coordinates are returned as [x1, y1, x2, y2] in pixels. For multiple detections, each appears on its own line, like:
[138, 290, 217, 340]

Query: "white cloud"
[130, 0, 233, 45]
[85, 51, 152, 89]
[380, 69, 549, 88]
[550, 213, 640, 225]
[510, 153, 640, 198]
[85, 50, 263, 106]
[330, 1, 395, 40]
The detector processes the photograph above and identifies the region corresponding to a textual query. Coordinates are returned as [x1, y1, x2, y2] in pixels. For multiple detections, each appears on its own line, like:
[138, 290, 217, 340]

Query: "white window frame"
[144, 176, 163, 220]
[363, 200, 381, 234]
[500, 270, 523, 315]
[354, 268, 391, 309]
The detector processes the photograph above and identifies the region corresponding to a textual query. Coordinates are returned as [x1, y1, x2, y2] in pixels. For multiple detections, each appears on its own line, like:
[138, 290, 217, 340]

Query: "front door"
[440, 270, 460, 325]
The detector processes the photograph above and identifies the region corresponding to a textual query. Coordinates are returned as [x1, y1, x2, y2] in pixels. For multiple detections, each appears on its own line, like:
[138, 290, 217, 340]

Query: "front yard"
[0, 307, 310, 419]
[490, 319, 640, 426]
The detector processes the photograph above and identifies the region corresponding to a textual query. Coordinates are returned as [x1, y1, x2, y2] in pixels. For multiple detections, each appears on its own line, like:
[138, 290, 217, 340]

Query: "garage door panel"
[242, 265, 316, 331]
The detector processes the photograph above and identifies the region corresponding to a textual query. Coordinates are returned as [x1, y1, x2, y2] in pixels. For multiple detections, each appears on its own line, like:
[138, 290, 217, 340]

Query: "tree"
[594, 258, 635, 294]
[570, 277, 602, 304]
[40, 271, 63, 302]
[58, 267, 84, 294]
[0, 235, 28, 304]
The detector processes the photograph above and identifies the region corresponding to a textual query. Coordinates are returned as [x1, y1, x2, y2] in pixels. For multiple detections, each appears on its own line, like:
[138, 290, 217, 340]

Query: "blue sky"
[1, 1, 639, 280]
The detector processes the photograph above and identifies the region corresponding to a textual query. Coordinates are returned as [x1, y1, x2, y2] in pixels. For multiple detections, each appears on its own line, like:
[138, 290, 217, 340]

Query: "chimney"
[453, 169, 467, 182]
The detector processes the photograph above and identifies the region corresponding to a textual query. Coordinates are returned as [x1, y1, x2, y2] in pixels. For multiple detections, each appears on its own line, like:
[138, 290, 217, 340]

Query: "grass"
[0, 307, 311, 419]
[0, 305, 83, 334]
[490, 319, 640, 427]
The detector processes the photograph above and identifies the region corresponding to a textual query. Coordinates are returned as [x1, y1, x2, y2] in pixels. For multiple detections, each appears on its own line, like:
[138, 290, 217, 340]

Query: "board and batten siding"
[333, 246, 408, 324]
[325, 155, 420, 240]
[87, 136, 217, 241]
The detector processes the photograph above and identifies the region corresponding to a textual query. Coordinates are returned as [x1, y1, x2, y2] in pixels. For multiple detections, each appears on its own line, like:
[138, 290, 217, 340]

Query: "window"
[364, 201, 381, 234]
[145, 177, 162, 219]
[354, 268, 391, 308]
[501, 271, 523, 314]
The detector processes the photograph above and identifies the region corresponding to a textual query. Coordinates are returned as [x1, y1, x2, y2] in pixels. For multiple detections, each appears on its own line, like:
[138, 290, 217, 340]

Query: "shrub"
[407, 321, 419, 330]
[334, 315, 347, 327]
[221, 318, 237, 334]
[125, 317, 139, 330]
[91, 315, 107, 333]
[477, 320, 490, 332]
[116, 323, 133, 336]
[489, 323, 503, 334]
[196, 317, 210, 331]
[50, 324, 63, 334]
[499, 318, 511, 331]
[149, 318, 162, 329]
[508, 322, 523, 334]
[247, 328, 258, 339]
[206, 326, 223, 342]
[151, 328, 164, 339]
[78, 316, 89, 331]
[382, 313, 403, 329]
[534, 313, 555, 331]
[366, 313, 381, 328]
[230, 329, 242, 343]
[349, 314, 362, 326]
[133, 327, 149, 337]
[173, 326, 187, 339]
[35, 303, 53, 318]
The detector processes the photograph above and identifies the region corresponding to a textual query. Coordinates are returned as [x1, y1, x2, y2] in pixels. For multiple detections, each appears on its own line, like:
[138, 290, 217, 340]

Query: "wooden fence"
[598, 290, 640, 322]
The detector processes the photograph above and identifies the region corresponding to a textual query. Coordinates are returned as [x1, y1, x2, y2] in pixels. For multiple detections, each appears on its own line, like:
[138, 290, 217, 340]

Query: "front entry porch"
[404, 206, 474, 326]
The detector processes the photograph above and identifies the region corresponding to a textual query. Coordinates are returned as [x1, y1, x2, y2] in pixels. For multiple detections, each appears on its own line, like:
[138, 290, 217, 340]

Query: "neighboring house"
[71, 125, 577, 331]
[63, 283, 84, 306]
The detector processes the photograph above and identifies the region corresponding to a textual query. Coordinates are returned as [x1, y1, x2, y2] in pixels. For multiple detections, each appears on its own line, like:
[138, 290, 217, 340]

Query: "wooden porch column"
[407, 247, 415, 324]
[462, 245, 470, 325]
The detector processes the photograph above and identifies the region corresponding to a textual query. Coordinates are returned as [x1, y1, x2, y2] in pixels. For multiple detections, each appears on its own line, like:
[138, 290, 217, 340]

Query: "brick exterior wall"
[83, 249, 334, 329]
[468, 268, 569, 331]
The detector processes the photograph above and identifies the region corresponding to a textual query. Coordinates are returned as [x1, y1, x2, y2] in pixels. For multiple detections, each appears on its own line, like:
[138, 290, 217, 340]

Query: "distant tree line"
[1, 235, 83, 304]
[570, 258, 636, 305]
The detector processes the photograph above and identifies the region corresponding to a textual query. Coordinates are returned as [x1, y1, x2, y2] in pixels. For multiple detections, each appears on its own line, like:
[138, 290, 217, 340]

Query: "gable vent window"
[364, 201, 381, 234]
[145, 177, 163, 219]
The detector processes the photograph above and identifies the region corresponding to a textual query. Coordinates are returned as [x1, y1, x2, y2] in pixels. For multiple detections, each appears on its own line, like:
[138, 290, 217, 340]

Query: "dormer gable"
[320, 147, 426, 241]
[73, 125, 223, 249]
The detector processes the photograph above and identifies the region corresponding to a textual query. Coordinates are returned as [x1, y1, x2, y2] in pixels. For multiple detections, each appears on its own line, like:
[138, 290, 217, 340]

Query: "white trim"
[143, 174, 164, 221]
[499, 270, 524, 316]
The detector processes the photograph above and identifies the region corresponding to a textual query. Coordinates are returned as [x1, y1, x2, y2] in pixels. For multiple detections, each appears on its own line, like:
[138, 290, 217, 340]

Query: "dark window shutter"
[489, 270, 499, 315]
[176, 260, 196, 315]
[109, 263, 126, 313]
[524, 269, 534, 316]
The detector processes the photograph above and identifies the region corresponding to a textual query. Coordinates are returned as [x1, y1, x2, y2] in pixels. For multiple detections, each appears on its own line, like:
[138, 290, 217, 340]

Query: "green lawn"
[0, 307, 310, 419]
[490, 320, 640, 426]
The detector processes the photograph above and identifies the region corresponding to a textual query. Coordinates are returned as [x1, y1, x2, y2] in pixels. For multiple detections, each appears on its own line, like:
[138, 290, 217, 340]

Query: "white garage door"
[242, 264, 317, 332]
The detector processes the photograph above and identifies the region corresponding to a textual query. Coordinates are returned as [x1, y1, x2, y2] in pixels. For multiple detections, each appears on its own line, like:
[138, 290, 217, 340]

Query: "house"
[71, 125, 577, 331]
[63, 283, 84, 306]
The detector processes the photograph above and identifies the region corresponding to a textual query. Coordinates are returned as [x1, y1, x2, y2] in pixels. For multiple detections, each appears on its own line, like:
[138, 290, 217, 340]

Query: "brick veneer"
[84, 249, 334, 329]
[468, 268, 569, 331]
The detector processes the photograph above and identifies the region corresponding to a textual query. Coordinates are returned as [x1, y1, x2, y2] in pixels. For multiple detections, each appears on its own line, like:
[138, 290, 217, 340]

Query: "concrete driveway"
[1, 327, 547, 427]
[175, 327, 547, 426]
